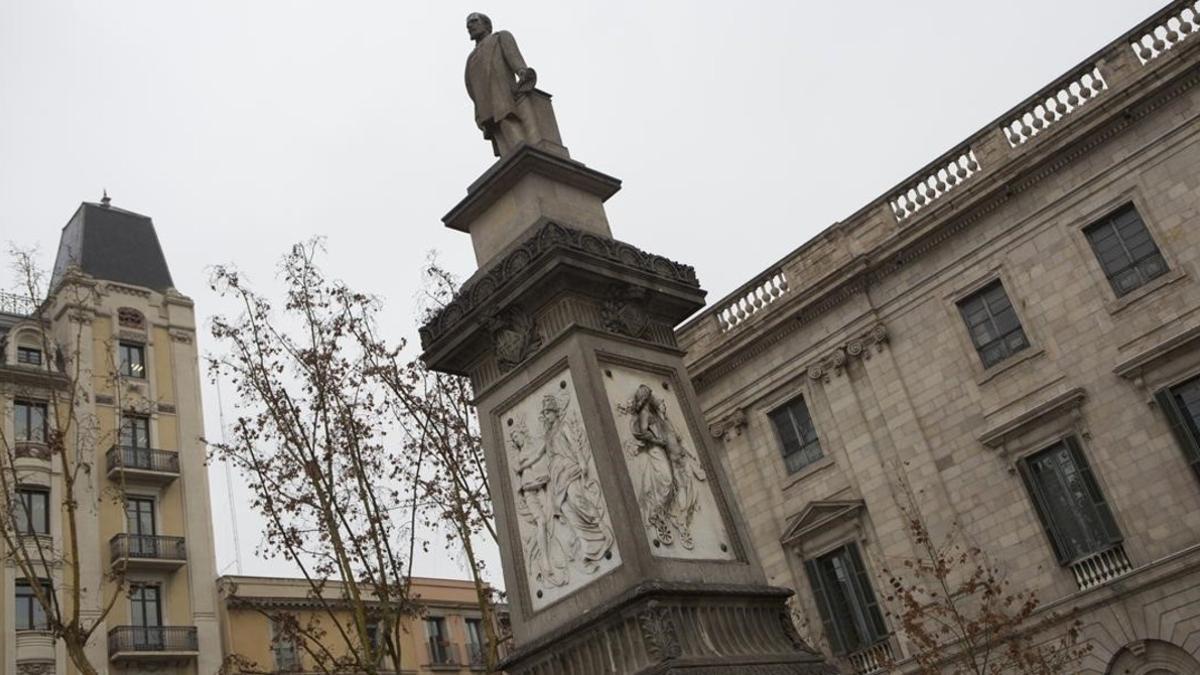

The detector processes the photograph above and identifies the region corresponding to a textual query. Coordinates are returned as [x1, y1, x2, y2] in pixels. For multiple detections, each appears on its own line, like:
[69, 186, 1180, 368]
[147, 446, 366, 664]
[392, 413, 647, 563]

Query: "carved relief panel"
[500, 368, 620, 610]
[601, 363, 735, 561]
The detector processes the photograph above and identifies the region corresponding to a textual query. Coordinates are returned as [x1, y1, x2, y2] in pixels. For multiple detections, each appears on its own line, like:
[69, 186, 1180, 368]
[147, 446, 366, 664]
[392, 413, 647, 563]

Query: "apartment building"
[218, 575, 502, 674]
[678, 3, 1200, 674]
[1, 199, 221, 674]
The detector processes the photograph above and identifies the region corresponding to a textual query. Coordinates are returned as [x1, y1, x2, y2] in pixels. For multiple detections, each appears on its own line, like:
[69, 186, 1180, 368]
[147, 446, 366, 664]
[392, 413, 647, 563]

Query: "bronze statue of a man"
[465, 12, 538, 157]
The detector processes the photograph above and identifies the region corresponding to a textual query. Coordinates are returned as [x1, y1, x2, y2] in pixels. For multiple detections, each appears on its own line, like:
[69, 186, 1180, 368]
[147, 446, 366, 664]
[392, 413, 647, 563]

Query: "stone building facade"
[217, 575, 506, 674]
[678, 3, 1200, 674]
[0, 200, 222, 674]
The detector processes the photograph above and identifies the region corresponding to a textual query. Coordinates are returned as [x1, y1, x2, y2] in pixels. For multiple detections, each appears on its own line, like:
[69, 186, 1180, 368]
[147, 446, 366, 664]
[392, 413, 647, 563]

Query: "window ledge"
[781, 455, 836, 491]
[1105, 267, 1189, 316]
[975, 346, 1046, 385]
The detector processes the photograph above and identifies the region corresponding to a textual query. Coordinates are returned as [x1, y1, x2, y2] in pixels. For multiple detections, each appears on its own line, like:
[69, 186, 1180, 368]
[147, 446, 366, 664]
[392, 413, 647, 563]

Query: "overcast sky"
[1, 0, 1167, 585]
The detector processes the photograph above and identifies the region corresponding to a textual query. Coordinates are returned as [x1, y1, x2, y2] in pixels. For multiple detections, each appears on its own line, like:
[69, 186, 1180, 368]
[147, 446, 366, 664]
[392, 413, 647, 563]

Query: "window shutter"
[1017, 458, 1069, 565]
[1063, 436, 1122, 547]
[1156, 388, 1200, 479]
[804, 558, 846, 655]
[845, 544, 888, 644]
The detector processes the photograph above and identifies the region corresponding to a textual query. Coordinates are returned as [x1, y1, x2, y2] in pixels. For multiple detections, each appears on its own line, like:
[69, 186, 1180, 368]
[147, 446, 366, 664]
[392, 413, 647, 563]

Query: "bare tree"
[879, 475, 1091, 674]
[0, 247, 130, 675]
[208, 241, 419, 674]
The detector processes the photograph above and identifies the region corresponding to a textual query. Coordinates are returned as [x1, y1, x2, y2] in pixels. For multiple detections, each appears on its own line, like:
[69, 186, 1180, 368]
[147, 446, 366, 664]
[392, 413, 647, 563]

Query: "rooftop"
[50, 201, 175, 293]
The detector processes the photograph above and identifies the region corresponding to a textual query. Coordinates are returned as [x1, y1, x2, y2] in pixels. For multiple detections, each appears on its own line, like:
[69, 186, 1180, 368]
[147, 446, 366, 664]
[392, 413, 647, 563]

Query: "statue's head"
[633, 384, 654, 411]
[466, 13, 492, 41]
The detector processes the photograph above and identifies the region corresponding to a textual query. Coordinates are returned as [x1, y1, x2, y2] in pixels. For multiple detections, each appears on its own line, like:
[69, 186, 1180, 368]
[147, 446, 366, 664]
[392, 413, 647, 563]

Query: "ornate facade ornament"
[638, 601, 682, 661]
[601, 285, 650, 339]
[484, 306, 543, 373]
[779, 610, 809, 651]
[806, 323, 890, 383]
[16, 662, 55, 675]
[420, 222, 698, 348]
[169, 329, 193, 344]
[708, 408, 747, 439]
[117, 306, 146, 330]
[14, 442, 52, 461]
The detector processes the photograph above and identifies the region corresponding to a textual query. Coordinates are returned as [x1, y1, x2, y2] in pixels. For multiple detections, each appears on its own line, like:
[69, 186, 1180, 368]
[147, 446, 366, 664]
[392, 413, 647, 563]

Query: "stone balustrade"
[889, 148, 980, 221]
[0, 291, 37, 316]
[1003, 65, 1108, 147]
[714, 269, 789, 333]
[847, 640, 892, 675]
[1070, 544, 1133, 591]
[1132, 1, 1200, 64]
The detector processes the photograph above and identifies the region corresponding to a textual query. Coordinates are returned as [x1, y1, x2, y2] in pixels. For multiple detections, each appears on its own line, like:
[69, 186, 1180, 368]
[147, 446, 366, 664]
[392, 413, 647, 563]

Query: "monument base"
[499, 582, 837, 675]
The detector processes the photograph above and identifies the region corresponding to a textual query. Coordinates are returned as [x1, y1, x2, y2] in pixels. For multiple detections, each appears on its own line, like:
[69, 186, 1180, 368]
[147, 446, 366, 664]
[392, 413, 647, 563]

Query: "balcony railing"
[1070, 543, 1134, 591]
[427, 641, 460, 668]
[107, 626, 198, 657]
[467, 642, 486, 669]
[105, 445, 180, 482]
[110, 534, 187, 565]
[847, 640, 892, 675]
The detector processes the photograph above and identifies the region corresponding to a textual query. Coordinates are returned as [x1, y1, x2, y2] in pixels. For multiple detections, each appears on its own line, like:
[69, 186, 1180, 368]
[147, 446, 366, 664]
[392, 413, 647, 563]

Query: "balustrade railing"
[890, 148, 980, 221]
[714, 269, 789, 333]
[110, 534, 187, 562]
[1070, 543, 1133, 590]
[1003, 65, 1109, 147]
[1132, 2, 1200, 64]
[0, 291, 37, 316]
[106, 445, 181, 475]
[107, 625, 198, 654]
[847, 640, 892, 674]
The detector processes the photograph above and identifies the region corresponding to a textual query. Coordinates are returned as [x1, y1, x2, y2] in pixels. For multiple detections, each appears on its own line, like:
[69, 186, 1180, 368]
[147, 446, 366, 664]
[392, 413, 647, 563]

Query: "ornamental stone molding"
[601, 284, 651, 339]
[709, 408, 748, 439]
[484, 305, 544, 373]
[806, 323, 889, 383]
[638, 601, 683, 661]
[16, 662, 55, 675]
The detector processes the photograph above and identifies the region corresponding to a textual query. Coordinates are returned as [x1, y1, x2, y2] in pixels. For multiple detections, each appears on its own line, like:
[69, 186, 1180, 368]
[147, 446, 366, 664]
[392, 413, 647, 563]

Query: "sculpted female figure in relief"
[509, 390, 614, 593]
[621, 384, 708, 550]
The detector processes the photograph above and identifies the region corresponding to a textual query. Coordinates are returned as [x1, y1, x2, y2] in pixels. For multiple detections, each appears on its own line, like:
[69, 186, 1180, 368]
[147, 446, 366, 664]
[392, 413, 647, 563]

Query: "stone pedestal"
[421, 144, 836, 674]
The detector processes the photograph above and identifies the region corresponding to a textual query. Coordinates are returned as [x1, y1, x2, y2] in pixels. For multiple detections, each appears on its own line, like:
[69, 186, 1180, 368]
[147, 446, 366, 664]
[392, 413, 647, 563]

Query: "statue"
[465, 13, 564, 158]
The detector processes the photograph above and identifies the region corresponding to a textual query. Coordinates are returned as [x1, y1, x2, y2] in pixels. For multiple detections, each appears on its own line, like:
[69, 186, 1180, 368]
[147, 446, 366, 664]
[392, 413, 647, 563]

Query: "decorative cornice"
[978, 387, 1087, 449]
[1114, 322, 1200, 380]
[780, 500, 865, 547]
[420, 222, 698, 349]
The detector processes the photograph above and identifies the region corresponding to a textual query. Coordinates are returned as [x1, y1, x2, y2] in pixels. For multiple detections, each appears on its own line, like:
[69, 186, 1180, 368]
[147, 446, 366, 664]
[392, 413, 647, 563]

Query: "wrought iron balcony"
[107, 626, 198, 662]
[109, 534, 187, 569]
[105, 445, 180, 484]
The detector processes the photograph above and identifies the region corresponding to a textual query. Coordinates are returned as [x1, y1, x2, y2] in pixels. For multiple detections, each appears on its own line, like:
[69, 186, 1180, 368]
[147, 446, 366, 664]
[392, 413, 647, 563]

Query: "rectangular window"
[804, 543, 888, 656]
[958, 280, 1029, 368]
[14, 400, 48, 443]
[16, 347, 42, 366]
[120, 416, 151, 449]
[15, 579, 50, 631]
[16, 487, 50, 535]
[426, 617, 452, 664]
[769, 396, 824, 473]
[128, 583, 163, 649]
[119, 342, 146, 379]
[272, 618, 302, 671]
[126, 497, 157, 557]
[466, 618, 485, 665]
[1155, 379, 1200, 481]
[1018, 437, 1122, 564]
[1084, 205, 1167, 297]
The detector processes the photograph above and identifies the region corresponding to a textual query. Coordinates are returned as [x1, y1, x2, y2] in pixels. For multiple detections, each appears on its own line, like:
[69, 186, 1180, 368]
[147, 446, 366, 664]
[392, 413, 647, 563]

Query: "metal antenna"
[216, 377, 244, 574]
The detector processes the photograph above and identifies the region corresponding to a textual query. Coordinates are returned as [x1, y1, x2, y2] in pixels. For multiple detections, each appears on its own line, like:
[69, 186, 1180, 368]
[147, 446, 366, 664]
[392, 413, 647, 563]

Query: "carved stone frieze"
[638, 602, 682, 661]
[169, 329, 193, 344]
[14, 442, 52, 461]
[484, 305, 544, 373]
[806, 323, 889, 383]
[16, 662, 55, 675]
[601, 284, 651, 339]
[420, 222, 699, 348]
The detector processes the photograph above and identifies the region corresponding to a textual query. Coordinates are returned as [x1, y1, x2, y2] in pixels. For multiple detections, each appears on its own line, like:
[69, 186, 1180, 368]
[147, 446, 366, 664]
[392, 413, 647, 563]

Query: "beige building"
[679, 3, 1200, 675]
[1, 200, 222, 674]
[217, 575, 501, 674]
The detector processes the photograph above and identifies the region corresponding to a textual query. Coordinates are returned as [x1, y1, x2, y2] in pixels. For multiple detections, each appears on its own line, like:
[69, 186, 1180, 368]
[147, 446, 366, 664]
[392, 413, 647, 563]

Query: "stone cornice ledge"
[978, 387, 1087, 449]
[1113, 322, 1200, 380]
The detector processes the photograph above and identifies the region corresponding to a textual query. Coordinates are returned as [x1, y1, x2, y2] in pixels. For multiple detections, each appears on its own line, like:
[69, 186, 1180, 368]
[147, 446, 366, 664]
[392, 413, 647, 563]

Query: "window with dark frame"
[16, 486, 50, 535]
[1018, 437, 1122, 565]
[129, 583, 164, 649]
[15, 579, 50, 631]
[466, 618, 485, 665]
[804, 543, 888, 656]
[957, 280, 1029, 368]
[119, 342, 146, 378]
[1154, 377, 1200, 481]
[16, 346, 42, 366]
[14, 400, 48, 443]
[125, 496, 158, 558]
[426, 616, 452, 664]
[120, 416, 151, 449]
[1084, 204, 1168, 297]
[769, 396, 825, 474]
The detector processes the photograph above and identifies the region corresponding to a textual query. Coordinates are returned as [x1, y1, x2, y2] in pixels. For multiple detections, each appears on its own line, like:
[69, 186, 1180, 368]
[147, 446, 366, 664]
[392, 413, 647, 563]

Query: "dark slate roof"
[51, 202, 175, 292]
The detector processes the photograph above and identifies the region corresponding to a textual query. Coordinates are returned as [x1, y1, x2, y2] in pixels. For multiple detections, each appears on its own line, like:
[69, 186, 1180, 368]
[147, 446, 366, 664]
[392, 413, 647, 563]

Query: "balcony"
[1070, 543, 1134, 591]
[847, 640, 893, 675]
[427, 641, 462, 670]
[110, 534, 187, 570]
[107, 626, 198, 664]
[106, 445, 180, 485]
[16, 630, 55, 669]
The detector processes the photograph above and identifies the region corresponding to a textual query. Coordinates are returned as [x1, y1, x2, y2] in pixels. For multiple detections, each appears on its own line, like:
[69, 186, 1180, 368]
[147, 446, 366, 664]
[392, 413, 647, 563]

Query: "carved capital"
[803, 323, 890, 381]
[709, 408, 747, 439]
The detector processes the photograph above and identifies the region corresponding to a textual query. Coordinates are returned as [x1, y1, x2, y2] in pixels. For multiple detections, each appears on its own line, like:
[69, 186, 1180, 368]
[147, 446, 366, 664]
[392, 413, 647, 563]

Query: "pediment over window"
[780, 499, 864, 547]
